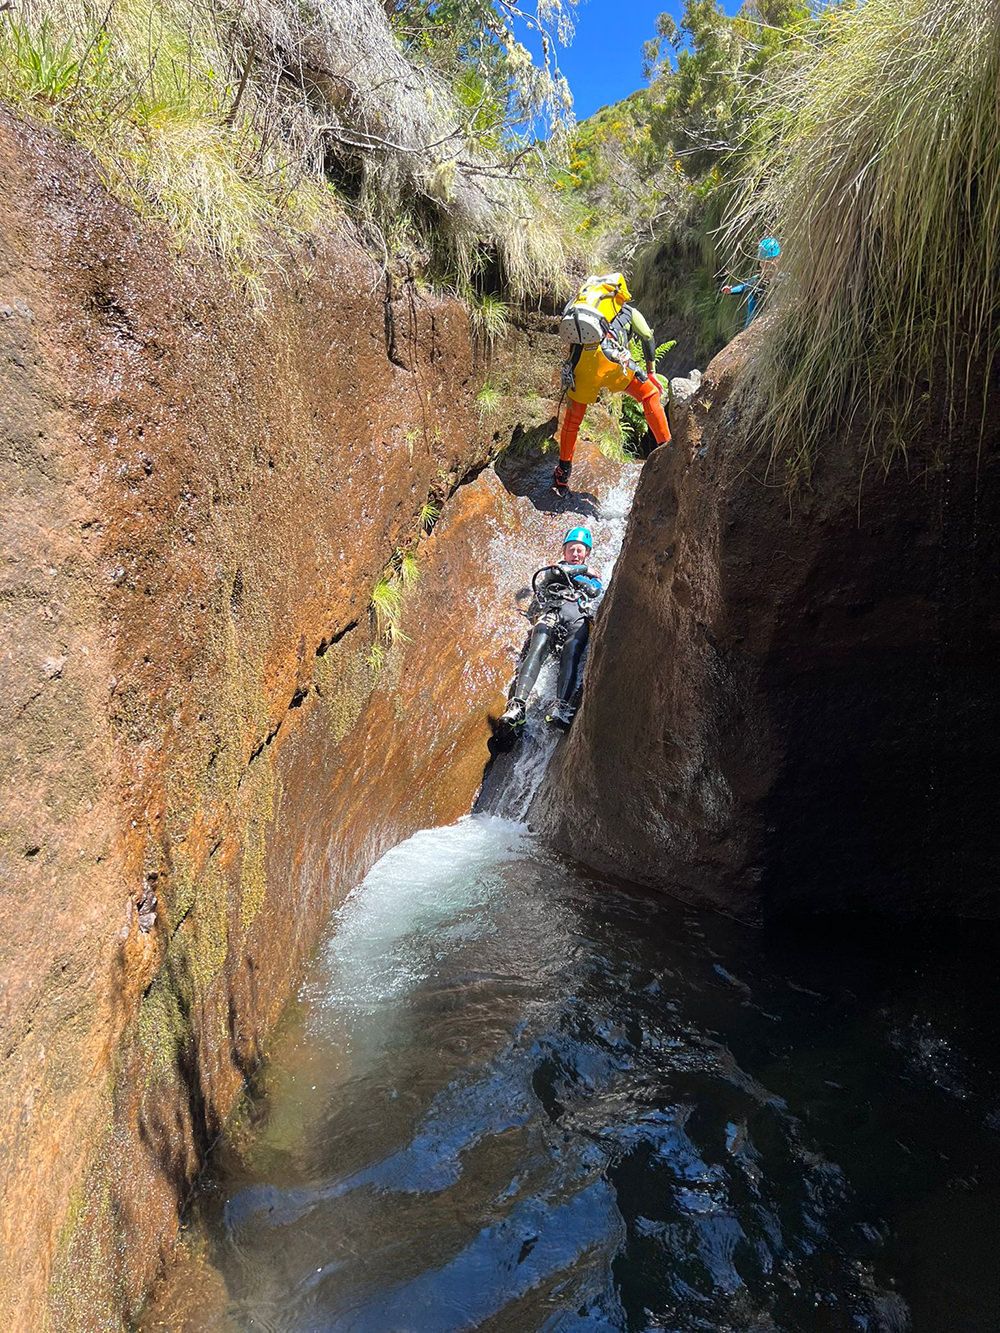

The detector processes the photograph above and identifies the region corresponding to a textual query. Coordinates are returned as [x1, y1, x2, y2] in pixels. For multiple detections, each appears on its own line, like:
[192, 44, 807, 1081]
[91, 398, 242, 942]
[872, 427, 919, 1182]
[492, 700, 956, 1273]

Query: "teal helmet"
[563, 526, 593, 551]
[758, 236, 781, 260]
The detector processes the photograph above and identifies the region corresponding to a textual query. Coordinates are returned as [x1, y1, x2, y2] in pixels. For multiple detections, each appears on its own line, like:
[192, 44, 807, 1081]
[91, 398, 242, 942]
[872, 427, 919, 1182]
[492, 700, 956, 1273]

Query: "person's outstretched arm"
[628, 306, 657, 370]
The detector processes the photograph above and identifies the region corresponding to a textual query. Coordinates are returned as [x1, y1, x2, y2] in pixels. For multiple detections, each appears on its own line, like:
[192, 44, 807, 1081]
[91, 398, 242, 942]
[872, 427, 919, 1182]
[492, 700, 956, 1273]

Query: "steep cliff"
[0, 108, 598, 1327]
[535, 324, 1000, 921]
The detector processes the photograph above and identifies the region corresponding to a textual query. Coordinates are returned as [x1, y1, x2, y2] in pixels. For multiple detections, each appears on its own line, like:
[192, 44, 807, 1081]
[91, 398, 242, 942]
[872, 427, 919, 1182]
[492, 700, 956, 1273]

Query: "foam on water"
[310, 814, 531, 1014]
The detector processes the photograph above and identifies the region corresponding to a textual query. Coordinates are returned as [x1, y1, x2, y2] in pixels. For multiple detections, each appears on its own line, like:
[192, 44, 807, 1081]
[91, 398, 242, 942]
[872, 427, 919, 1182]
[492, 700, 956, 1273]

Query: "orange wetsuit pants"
[559, 376, 670, 465]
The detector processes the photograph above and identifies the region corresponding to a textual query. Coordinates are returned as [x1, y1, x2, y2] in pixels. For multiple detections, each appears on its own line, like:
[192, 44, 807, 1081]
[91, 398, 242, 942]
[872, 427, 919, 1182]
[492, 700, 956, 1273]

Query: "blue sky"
[552, 0, 741, 121]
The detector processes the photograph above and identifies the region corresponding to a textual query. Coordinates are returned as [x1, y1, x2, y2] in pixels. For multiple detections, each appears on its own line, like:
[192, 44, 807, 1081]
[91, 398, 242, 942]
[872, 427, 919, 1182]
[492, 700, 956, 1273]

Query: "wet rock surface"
[0, 106, 628, 1325]
[535, 326, 1000, 920]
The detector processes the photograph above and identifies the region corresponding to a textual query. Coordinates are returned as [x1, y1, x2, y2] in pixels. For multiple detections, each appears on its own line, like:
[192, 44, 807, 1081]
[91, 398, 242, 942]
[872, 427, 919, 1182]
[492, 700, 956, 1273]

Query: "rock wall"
[0, 108, 588, 1327]
[534, 325, 1000, 921]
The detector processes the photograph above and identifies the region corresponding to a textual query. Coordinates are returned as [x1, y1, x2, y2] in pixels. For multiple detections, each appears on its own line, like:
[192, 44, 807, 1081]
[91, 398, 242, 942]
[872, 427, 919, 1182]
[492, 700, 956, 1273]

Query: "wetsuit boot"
[502, 621, 556, 730]
[546, 698, 576, 730]
[499, 697, 527, 729]
[552, 459, 572, 497]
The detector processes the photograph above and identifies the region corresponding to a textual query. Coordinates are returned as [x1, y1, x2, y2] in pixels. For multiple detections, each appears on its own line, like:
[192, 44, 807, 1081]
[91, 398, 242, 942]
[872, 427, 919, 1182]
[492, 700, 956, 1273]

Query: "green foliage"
[418, 500, 441, 532]
[397, 550, 421, 588]
[369, 548, 421, 666]
[0, 1, 323, 293]
[468, 294, 511, 346]
[645, 0, 816, 175]
[630, 336, 676, 366]
[553, 88, 677, 260]
[476, 380, 502, 418]
[387, 0, 577, 143]
[4, 19, 80, 102]
[366, 641, 386, 674]
[555, 0, 827, 364]
[728, 0, 1000, 480]
[596, 422, 640, 464]
[370, 574, 408, 646]
[0, 0, 579, 300]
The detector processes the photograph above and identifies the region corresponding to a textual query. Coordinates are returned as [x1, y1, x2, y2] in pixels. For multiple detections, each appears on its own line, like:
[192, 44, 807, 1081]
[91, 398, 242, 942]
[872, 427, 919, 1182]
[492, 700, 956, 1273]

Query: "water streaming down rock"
[477, 472, 638, 823]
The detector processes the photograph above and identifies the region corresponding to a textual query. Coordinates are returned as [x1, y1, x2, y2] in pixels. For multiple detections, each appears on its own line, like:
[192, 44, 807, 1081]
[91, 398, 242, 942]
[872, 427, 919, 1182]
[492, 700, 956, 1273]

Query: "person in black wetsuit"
[499, 526, 603, 732]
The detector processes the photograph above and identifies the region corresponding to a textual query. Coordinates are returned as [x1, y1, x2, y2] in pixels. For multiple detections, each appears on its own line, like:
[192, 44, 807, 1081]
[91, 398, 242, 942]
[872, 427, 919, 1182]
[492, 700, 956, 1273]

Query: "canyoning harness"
[531, 562, 603, 631]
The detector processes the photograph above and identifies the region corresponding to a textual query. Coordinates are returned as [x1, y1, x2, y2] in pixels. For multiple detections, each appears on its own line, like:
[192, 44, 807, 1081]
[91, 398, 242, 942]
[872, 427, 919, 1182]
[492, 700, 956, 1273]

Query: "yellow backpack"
[559, 273, 629, 346]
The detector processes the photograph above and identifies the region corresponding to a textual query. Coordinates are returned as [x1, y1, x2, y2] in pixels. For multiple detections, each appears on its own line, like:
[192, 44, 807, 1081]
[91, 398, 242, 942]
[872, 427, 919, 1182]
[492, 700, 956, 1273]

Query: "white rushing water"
[480, 468, 641, 821]
[312, 814, 533, 1015]
[301, 466, 642, 1029]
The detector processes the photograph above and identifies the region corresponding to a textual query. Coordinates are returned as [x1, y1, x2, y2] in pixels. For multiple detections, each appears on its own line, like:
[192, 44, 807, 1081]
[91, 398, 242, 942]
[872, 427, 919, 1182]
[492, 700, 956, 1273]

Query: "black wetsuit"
[511, 563, 603, 709]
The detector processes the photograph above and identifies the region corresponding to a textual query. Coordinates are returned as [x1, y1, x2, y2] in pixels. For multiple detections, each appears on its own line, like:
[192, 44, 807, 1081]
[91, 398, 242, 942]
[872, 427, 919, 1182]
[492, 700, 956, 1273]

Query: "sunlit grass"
[418, 500, 441, 533]
[476, 380, 503, 418]
[0, 0, 575, 300]
[726, 0, 1000, 481]
[370, 574, 408, 646]
[397, 550, 420, 588]
[468, 294, 511, 346]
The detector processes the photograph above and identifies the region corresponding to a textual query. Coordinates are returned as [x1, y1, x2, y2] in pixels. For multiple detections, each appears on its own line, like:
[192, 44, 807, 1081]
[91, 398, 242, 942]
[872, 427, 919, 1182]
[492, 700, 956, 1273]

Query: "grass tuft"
[418, 500, 441, 533]
[397, 550, 420, 588]
[370, 574, 407, 646]
[726, 0, 1000, 480]
[468, 293, 511, 345]
[476, 380, 503, 418]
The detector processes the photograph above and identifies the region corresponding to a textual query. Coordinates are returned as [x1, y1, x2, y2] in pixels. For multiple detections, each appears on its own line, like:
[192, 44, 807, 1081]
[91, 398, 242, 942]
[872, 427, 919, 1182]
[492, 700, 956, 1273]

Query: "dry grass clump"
[725, 0, 1000, 481]
[0, 0, 571, 298]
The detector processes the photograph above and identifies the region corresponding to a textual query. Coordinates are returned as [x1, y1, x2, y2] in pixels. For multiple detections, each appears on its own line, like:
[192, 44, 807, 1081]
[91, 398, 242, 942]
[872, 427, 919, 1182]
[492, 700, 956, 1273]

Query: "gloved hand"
[570, 571, 602, 598]
[560, 362, 576, 392]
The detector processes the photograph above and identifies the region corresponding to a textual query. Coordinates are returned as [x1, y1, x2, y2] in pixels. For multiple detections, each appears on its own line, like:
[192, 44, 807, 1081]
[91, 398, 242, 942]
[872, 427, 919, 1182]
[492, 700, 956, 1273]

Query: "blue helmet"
[758, 236, 781, 260]
[563, 526, 593, 551]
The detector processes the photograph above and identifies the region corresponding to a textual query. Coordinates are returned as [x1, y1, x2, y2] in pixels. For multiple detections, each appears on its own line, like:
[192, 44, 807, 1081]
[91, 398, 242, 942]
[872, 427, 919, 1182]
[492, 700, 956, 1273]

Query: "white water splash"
[310, 815, 531, 1014]
[479, 465, 641, 821]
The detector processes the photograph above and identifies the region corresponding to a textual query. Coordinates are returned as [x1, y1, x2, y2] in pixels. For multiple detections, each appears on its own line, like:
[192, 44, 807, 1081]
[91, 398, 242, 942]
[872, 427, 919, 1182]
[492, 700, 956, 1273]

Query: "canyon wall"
[0, 109, 607, 1327]
[535, 326, 1000, 921]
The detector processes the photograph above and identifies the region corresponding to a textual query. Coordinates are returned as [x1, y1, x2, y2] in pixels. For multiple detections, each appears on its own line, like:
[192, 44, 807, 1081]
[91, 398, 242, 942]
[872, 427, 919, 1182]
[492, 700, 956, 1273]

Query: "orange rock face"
[0, 108, 632, 1327]
[535, 327, 1000, 921]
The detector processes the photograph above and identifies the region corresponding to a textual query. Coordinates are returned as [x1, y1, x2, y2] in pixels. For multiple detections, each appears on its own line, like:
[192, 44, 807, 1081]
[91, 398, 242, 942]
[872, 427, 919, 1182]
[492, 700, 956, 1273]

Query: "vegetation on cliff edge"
[560, 0, 1000, 480]
[0, 0, 581, 299]
[726, 0, 1000, 479]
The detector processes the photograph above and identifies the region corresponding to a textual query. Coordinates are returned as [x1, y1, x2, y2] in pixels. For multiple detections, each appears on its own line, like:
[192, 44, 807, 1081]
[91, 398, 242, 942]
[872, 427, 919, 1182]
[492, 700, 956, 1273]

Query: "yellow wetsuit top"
[567, 302, 656, 406]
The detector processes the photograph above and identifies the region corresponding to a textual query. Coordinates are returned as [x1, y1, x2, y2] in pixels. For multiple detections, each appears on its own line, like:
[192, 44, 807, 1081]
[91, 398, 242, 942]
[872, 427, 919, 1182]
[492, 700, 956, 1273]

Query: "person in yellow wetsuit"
[554, 273, 671, 495]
